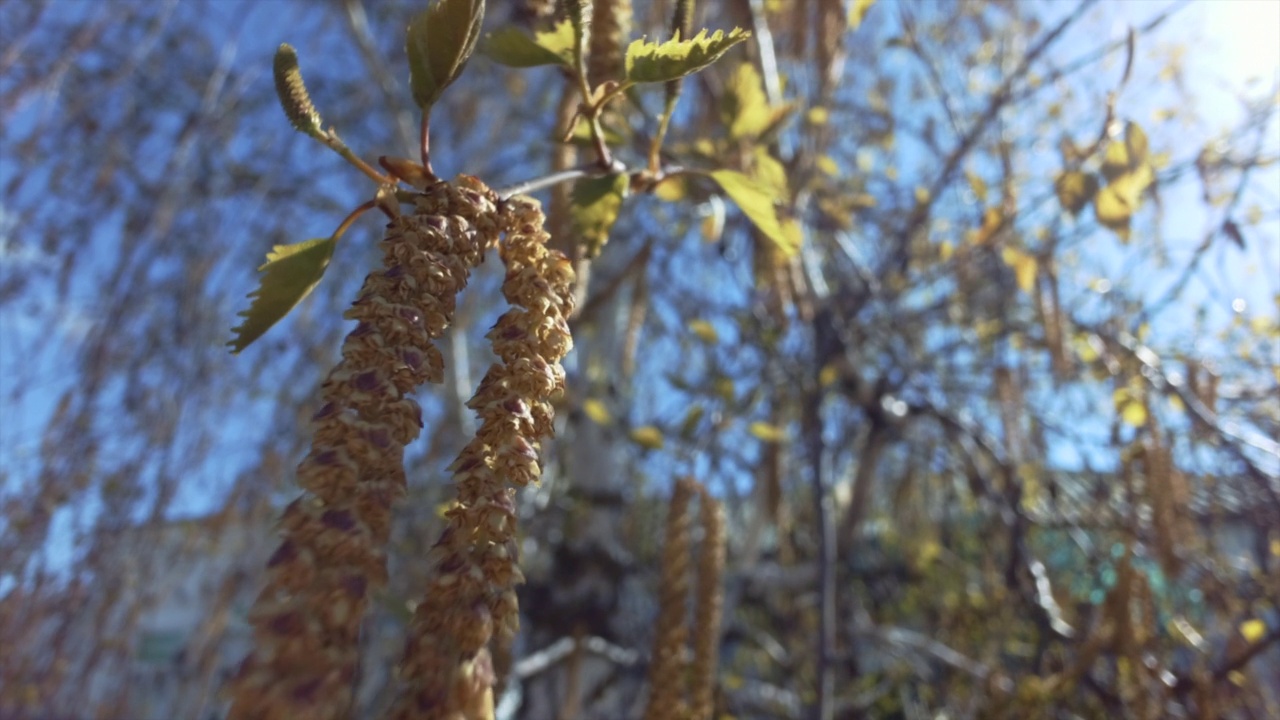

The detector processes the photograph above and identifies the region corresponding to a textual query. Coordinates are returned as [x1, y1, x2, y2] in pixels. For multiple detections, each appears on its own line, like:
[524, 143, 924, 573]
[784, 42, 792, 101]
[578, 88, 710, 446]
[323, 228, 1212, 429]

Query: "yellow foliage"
[583, 398, 613, 425]
[1239, 618, 1266, 644]
[1001, 247, 1037, 293]
[689, 319, 719, 343]
[654, 177, 686, 202]
[748, 421, 787, 442]
[1113, 386, 1148, 427]
[630, 425, 665, 449]
[848, 0, 876, 30]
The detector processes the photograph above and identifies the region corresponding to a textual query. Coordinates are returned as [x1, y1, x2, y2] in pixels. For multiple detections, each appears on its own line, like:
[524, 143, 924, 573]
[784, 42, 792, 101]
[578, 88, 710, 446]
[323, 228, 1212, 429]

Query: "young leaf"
[688, 319, 718, 343]
[1125, 121, 1149, 168]
[653, 176, 687, 202]
[406, 0, 485, 110]
[583, 397, 613, 425]
[709, 169, 797, 256]
[1113, 388, 1148, 427]
[481, 22, 575, 68]
[625, 28, 751, 84]
[630, 425, 665, 450]
[722, 62, 774, 140]
[570, 172, 629, 258]
[1101, 121, 1149, 181]
[1054, 170, 1098, 216]
[1001, 247, 1038, 294]
[748, 421, 787, 442]
[752, 147, 789, 197]
[228, 237, 337, 353]
[1094, 164, 1153, 242]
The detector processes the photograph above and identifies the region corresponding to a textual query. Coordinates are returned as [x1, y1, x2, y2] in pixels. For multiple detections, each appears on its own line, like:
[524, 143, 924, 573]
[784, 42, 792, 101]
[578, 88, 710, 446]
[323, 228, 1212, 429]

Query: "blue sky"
[1, 1, 1277, 583]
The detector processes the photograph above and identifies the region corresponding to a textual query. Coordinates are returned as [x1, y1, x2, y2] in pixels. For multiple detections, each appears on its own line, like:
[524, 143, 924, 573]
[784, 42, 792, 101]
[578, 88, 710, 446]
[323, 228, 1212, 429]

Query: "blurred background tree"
[1, 1, 1277, 718]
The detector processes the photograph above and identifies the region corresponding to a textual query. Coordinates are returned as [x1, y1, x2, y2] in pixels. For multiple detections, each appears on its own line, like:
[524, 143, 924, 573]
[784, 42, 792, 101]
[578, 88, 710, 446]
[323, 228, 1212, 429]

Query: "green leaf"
[228, 237, 337, 353]
[722, 62, 771, 140]
[1093, 185, 1132, 240]
[625, 28, 751, 84]
[1094, 164, 1154, 242]
[583, 397, 613, 425]
[721, 63, 794, 142]
[1054, 171, 1099, 216]
[570, 173, 629, 258]
[1125, 121, 1149, 168]
[480, 21, 575, 68]
[1100, 140, 1130, 182]
[630, 425, 665, 450]
[748, 421, 787, 442]
[688, 319, 718, 343]
[1101, 121, 1150, 181]
[1113, 388, 1148, 427]
[709, 169, 797, 256]
[752, 147, 789, 197]
[1000, 247, 1038, 294]
[679, 403, 705, 440]
[406, 0, 485, 110]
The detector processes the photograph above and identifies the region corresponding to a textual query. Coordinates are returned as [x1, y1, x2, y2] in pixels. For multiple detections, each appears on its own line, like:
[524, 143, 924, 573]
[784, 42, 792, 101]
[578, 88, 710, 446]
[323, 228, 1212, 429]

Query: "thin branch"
[1139, 92, 1280, 324]
[801, 373, 835, 720]
[341, 0, 417, 155]
[895, 0, 1100, 273]
[496, 163, 628, 200]
[511, 636, 640, 680]
[898, 4, 962, 139]
[746, 0, 783, 107]
[1012, 0, 1189, 106]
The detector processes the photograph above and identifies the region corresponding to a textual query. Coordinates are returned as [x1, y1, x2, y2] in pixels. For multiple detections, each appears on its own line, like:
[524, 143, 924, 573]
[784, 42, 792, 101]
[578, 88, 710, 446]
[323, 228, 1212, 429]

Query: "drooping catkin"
[1145, 439, 1188, 577]
[690, 489, 725, 720]
[588, 0, 632, 84]
[644, 477, 696, 720]
[226, 178, 496, 720]
[386, 195, 575, 720]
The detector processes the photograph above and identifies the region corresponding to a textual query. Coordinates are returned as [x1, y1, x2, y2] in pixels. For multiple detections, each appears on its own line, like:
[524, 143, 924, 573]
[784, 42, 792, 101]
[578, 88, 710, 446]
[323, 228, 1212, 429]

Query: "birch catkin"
[690, 490, 726, 720]
[387, 195, 575, 720]
[588, 0, 632, 84]
[227, 178, 495, 720]
[644, 477, 696, 720]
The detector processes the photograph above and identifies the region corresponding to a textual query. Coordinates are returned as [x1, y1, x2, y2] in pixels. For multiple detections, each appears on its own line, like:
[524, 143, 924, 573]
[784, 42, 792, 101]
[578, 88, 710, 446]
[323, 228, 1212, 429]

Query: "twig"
[1139, 92, 1279, 324]
[511, 635, 640, 680]
[895, 0, 1100, 273]
[801, 374, 835, 720]
[341, 0, 417, 155]
[495, 162, 626, 200]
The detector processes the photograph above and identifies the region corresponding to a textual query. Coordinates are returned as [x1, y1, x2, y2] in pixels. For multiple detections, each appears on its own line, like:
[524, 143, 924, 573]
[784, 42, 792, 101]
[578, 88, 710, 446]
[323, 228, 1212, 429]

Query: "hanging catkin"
[386, 194, 575, 720]
[227, 178, 496, 720]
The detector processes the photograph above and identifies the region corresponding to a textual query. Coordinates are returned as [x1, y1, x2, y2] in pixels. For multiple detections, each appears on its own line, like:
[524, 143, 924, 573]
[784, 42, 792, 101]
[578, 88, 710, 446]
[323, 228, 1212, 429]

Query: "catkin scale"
[387, 195, 574, 720]
[227, 179, 496, 720]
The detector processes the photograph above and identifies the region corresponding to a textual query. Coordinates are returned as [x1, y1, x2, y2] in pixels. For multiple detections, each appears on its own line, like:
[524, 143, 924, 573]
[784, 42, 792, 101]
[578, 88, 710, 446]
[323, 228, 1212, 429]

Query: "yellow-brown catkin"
[387, 195, 575, 720]
[690, 489, 726, 720]
[644, 477, 697, 720]
[227, 178, 497, 720]
[588, 0, 632, 85]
